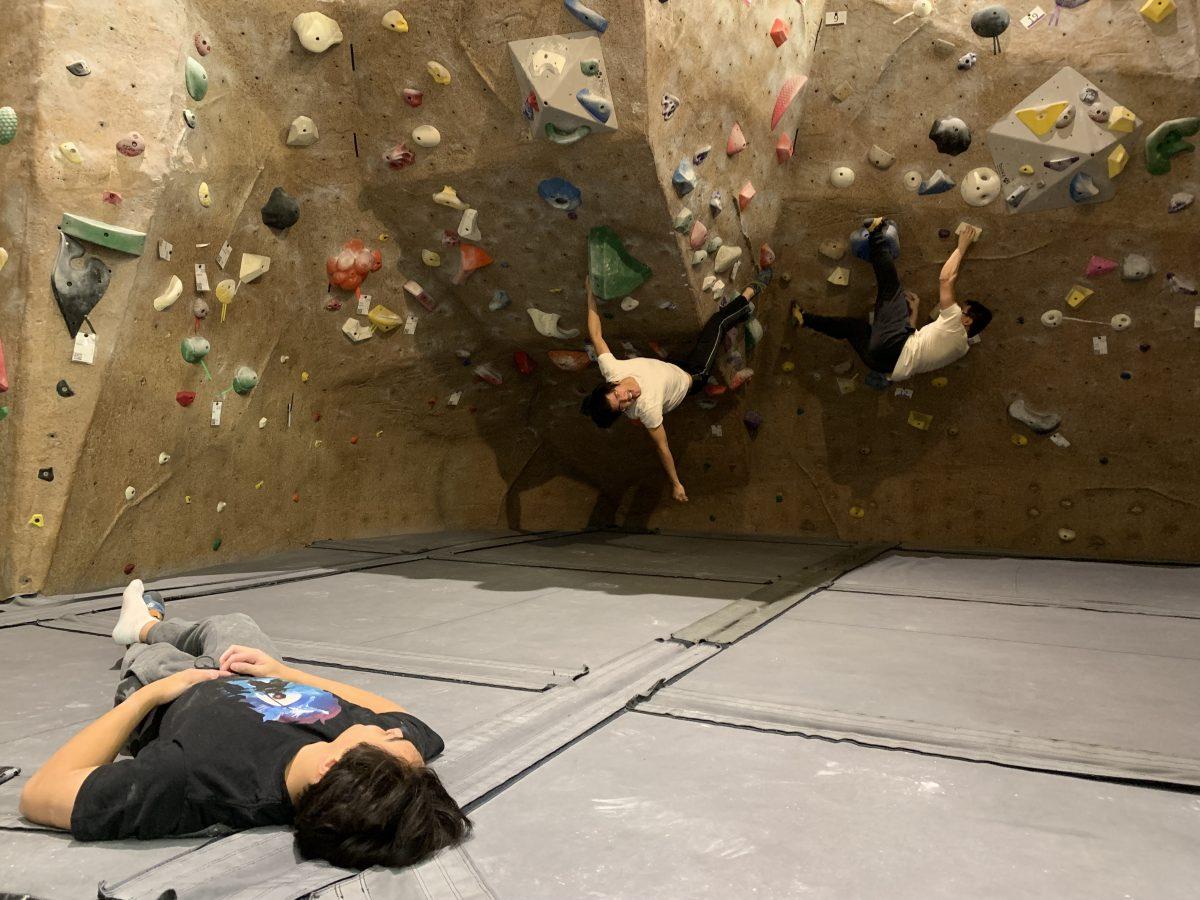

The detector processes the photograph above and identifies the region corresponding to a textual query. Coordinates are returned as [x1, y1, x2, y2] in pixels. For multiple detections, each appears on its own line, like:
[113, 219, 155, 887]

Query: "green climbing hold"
[1145, 117, 1199, 175]
[588, 226, 652, 301]
[185, 57, 209, 102]
[0, 106, 17, 145]
[60, 212, 146, 255]
[545, 122, 591, 145]
[212, 537, 222, 551]
[0, 405, 9, 422]
[181, 335, 211, 363]
[233, 366, 259, 395]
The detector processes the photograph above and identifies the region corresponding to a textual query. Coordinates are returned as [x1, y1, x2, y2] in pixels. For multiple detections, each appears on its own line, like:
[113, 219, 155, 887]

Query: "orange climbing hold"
[770, 19, 790, 46]
[771, 75, 808, 131]
[759, 243, 776, 269]
[775, 132, 794, 163]
[726, 122, 747, 156]
[737, 181, 756, 211]
[548, 350, 592, 371]
[326, 239, 383, 292]
[454, 243, 494, 285]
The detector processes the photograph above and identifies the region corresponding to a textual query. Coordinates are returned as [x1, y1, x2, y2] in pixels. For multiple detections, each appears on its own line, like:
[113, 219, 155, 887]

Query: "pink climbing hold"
[116, 132, 145, 157]
[775, 132, 794, 163]
[771, 75, 808, 131]
[726, 122, 748, 156]
[1085, 255, 1118, 277]
[737, 181, 756, 211]
[770, 19, 790, 47]
[102, 190, 123, 205]
[194, 32, 212, 56]
[0, 333, 8, 393]
[404, 89, 423, 108]
[689, 220, 708, 250]
[383, 142, 416, 169]
[759, 243, 776, 269]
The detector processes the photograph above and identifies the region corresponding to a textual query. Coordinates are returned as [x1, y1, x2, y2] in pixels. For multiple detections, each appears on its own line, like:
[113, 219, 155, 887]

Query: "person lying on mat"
[19, 579, 470, 870]
[579, 271, 771, 502]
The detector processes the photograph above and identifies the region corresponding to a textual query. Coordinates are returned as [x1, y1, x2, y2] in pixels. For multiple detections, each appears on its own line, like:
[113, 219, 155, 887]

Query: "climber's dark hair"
[580, 383, 621, 429]
[964, 300, 992, 337]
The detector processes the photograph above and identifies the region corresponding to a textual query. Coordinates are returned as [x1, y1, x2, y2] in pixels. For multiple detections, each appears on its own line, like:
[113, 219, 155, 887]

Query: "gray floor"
[2, 535, 1197, 899]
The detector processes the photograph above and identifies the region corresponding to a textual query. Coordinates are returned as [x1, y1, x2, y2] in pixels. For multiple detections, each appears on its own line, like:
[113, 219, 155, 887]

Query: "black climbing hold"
[796, 407, 805, 416]
[928, 117, 972, 156]
[1099, 457, 1109, 465]
[56, 379, 74, 397]
[938, 228, 951, 239]
[1016, 316, 1025, 325]
[1139, 343, 1150, 353]
[38, 467, 54, 482]
[1120, 371, 1132, 380]
[971, 6, 1010, 37]
[66, 61, 91, 77]
[260, 187, 300, 231]
[51, 232, 111, 338]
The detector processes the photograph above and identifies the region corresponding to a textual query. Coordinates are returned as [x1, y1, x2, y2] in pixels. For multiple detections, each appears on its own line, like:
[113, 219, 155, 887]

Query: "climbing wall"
[1, 0, 1197, 598]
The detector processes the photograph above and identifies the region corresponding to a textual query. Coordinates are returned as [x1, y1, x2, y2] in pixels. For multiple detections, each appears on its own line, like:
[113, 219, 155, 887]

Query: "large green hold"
[181, 335, 211, 363]
[588, 226, 652, 301]
[185, 56, 209, 102]
[1145, 117, 1200, 175]
[232, 366, 259, 395]
[60, 212, 146, 255]
[0, 106, 17, 145]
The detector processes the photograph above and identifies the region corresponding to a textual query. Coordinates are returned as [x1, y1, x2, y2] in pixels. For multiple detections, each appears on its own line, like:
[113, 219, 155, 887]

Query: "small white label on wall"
[72, 331, 97, 365]
[211, 401, 222, 426]
[1020, 6, 1046, 28]
[825, 11, 847, 25]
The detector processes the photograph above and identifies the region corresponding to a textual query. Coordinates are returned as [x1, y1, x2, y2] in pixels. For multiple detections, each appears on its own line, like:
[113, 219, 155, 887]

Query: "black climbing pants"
[674, 295, 753, 393]
[804, 239, 914, 375]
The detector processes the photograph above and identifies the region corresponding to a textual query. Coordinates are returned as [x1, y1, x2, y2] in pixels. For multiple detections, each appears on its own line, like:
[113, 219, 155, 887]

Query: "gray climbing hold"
[51, 232, 111, 338]
[564, 0, 608, 32]
[1044, 156, 1080, 172]
[928, 116, 971, 156]
[704, 235, 723, 253]
[183, 110, 197, 129]
[918, 169, 955, 195]
[192, 297, 210, 319]
[1079, 86, 1098, 104]
[1088, 106, 1109, 123]
[1168, 192, 1194, 213]
[713, 245, 742, 274]
[957, 52, 978, 70]
[185, 57, 208, 102]
[1121, 254, 1152, 281]
[489, 289, 511, 311]
[672, 208, 694, 233]
[709, 191, 723, 216]
[261, 187, 300, 230]
[693, 145, 711, 166]
[971, 6, 1010, 37]
[1055, 104, 1075, 129]
[672, 158, 697, 196]
[580, 58, 600, 76]
[1009, 397, 1060, 434]
[1069, 171, 1100, 203]
[661, 94, 680, 121]
[575, 88, 612, 124]
[67, 61, 90, 76]
[867, 144, 895, 169]
[1166, 273, 1198, 296]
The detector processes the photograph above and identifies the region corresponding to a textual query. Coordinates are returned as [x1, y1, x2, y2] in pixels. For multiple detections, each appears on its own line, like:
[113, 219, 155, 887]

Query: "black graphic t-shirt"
[71, 675, 444, 841]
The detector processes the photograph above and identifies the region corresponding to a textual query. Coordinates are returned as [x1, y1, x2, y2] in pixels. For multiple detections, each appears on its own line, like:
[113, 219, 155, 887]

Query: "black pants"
[804, 242, 913, 374]
[671, 296, 753, 393]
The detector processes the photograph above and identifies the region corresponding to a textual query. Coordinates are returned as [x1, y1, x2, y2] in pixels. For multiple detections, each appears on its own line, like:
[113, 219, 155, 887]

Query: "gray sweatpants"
[115, 614, 282, 752]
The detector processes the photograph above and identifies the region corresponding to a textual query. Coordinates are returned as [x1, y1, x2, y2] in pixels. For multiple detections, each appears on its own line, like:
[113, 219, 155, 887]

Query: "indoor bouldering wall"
[1, 0, 1197, 598]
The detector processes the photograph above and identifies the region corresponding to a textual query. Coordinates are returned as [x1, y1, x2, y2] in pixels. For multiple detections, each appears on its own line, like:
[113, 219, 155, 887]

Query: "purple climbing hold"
[743, 410, 764, 436]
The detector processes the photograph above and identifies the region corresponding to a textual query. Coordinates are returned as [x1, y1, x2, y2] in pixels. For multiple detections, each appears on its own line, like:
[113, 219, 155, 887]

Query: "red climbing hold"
[102, 190, 123, 205]
[312, 411, 322, 422]
[326, 239, 383, 291]
[726, 122, 748, 156]
[350, 435, 359, 444]
[383, 142, 416, 169]
[704, 383, 728, 397]
[770, 19, 790, 46]
[514, 350, 536, 375]
[123, 563, 136, 575]
[404, 88, 423, 107]
[775, 132, 794, 163]
[759, 243, 776, 269]
[771, 75, 808, 131]
[292, 492, 301, 503]
[176, 390, 196, 407]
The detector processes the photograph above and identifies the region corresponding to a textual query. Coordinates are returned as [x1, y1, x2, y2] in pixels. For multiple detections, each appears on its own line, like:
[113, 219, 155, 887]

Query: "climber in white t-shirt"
[580, 273, 770, 502]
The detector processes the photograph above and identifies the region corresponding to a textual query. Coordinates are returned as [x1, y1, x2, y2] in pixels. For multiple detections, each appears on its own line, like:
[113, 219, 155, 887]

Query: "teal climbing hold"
[233, 366, 259, 395]
[185, 57, 209, 102]
[1145, 117, 1200, 176]
[60, 212, 146, 255]
[181, 335, 211, 363]
[588, 226, 652, 301]
[545, 122, 590, 144]
[0, 106, 17, 145]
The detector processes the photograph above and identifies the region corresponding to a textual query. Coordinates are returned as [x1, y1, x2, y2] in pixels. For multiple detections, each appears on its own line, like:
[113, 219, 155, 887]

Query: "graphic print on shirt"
[224, 677, 342, 724]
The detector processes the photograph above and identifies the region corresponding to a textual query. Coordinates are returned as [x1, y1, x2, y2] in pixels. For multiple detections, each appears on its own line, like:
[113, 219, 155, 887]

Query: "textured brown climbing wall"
[1, 0, 1197, 598]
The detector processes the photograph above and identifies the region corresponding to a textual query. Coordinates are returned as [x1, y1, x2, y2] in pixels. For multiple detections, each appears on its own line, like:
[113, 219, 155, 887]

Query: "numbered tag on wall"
[71, 331, 97, 365]
[211, 400, 223, 426]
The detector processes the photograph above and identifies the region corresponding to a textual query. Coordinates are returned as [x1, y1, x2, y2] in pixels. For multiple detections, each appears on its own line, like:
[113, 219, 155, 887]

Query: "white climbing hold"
[867, 145, 895, 169]
[421, 250, 442, 267]
[457, 208, 481, 241]
[413, 125, 441, 147]
[819, 239, 847, 260]
[258, 417, 268, 428]
[1058, 528, 1076, 542]
[830, 166, 856, 188]
[1121, 254, 1153, 281]
[342, 318, 374, 342]
[713, 245, 742, 274]
[1040, 309, 1063, 327]
[286, 116, 318, 147]
[1009, 397, 1061, 433]
[292, 11, 343, 53]
[152, 275, 183, 311]
[961, 167, 1001, 207]
[433, 185, 468, 210]
[124, 486, 136, 501]
[902, 170, 922, 192]
[827, 267, 850, 286]
[216, 501, 227, 513]
[527, 307, 579, 339]
[691, 250, 707, 266]
[620, 297, 639, 312]
[382, 10, 408, 31]
[158, 452, 171, 465]
[1110, 313, 1132, 331]
[239, 253, 271, 283]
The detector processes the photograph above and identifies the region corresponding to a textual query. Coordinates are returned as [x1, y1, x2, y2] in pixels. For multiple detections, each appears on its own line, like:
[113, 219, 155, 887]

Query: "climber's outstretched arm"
[938, 230, 974, 310]
[585, 278, 611, 357]
[647, 425, 687, 502]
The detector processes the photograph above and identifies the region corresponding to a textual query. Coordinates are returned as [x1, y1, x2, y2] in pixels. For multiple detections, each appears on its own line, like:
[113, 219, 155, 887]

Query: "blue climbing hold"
[1069, 171, 1101, 203]
[575, 88, 612, 124]
[563, 0, 609, 33]
[672, 158, 697, 197]
[917, 169, 956, 195]
[850, 220, 900, 261]
[538, 177, 582, 211]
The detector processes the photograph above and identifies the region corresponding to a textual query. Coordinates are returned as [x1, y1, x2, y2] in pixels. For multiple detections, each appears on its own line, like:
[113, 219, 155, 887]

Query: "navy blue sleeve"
[376, 711, 445, 762]
[71, 742, 188, 840]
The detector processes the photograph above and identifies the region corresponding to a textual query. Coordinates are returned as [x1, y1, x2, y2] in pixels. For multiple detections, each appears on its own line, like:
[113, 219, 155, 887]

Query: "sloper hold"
[827, 267, 850, 286]
[0, 106, 17, 144]
[928, 116, 972, 155]
[1144, 117, 1199, 175]
[771, 76, 807, 131]
[576, 88, 613, 124]
[563, 0, 608, 32]
[527, 307, 580, 339]
[867, 144, 895, 169]
[239, 253, 271, 283]
[60, 213, 146, 255]
[382, 10, 408, 31]
[589, 226, 652, 300]
[549, 350, 591, 371]
[260, 187, 300, 230]
[1139, 0, 1176, 22]
[185, 57, 208, 101]
[545, 122, 590, 144]
[713, 245, 742, 273]
[688, 221, 708, 250]
[1009, 397, 1060, 434]
[770, 19, 789, 46]
[52, 232, 111, 338]
[917, 169, 955, 195]
[1015, 102, 1071, 137]
[726, 122, 747, 156]
[292, 11, 344, 53]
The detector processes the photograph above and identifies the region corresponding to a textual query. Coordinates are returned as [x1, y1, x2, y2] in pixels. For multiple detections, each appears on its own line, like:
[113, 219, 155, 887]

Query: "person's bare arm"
[19, 669, 219, 829]
[219, 646, 405, 714]
[646, 425, 687, 502]
[906, 293, 920, 328]
[938, 231, 973, 310]
[585, 278, 611, 357]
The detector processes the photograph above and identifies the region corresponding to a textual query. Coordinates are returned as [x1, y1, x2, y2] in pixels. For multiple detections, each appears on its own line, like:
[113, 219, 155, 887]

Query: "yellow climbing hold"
[421, 250, 442, 267]
[1139, 0, 1175, 23]
[28, 514, 45, 527]
[1015, 102, 1070, 137]
[1011, 434, 1029, 446]
[379, 233, 390, 242]
[375, 430, 384, 437]
[1018, 164, 1034, 175]
[1108, 105, 1136, 133]
[827, 267, 850, 286]
[433, 185, 468, 209]
[931, 377, 948, 388]
[314, 439, 323, 448]
[1107, 144, 1129, 178]
[301, 371, 309, 382]
[849, 506, 866, 519]
[427, 61, 451, 84]
[1066, 284, 1093, 308]
[184, 495, 192, 503]
[907, 410, 933, 430]
[368, 304, 403, 333]
[59, 142, 83, 164]
[781, 361, 795, 372]
[382, 10, 409, 31]
[198, 181, 212, 207]
[255, 480, 264, 489]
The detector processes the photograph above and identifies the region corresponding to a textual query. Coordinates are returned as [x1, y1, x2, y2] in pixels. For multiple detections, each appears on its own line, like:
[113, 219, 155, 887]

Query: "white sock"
[112, 579, 156, 646]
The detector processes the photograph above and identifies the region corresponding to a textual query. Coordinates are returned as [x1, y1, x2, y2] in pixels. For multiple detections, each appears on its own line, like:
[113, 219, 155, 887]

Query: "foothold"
[575, 88, 613, 124]
[620, 297, 639, 312]
[691, 250, 707, 266]
[185, 57, 208, 101]
[38, 467, 54, 482]
[827, 267, 850, 286]
[1168, 192, 1194, 214]
[743, 411, 763, 436]
[412, 125, 441, 147]
[56, 379, 74, 397]
[1088, 106, 1110, 124]
[528, 308, 579, 340]
[672, 158, 697, 196]
[709, 191, 723, 216]
[433, 185, 468, 209]
[1069, 171, 1101, 203]
[327, 239, 383, 292]
[1040, 309, 1063, 327]
[688, 221, 708, 250]
[153, 275, 183, 311]
[124, 485, 137, 501]
[830, 80, 854, 103]
[1015, 102, 1071, 137]
[0, 106, 17, 145]
[918, 169, 955, 195]
[819, 239, 846, 260]
[287, 116, 318, 147]
[713, 245, 742, 274]
[928, 116, 972, 156]
[1058, 528, 1076, 543]
[1138, 0, 1176, 24]
[59, 212, 145, 255]
[261, 186, 300, 230]
[1055, 104, 1075, 129]
[1144, 117, 1199, 176]
[1107, 144, 1129, 179]
[59, 141, 83, 164]
[771, 76, 807, 131]
[770, 19, 790, 46]
[384, 142, 416, 169]
[545, 122, 591, 144]
[1085, 256, 1117, 277]
[292, 11, 344, 53]
[902, 170, 923, 192]
[549, 350, 591, 371]
[1167, 273, 1198, 296]
[538, 177, 582, 212]
[705, 235, 723, 253]
[454, 243, 494, 285]
[239, 253, 271, 283]
[661, 93, 680, 121]
[1080, 86, 1099, 104]
[737, 182, 756, 210]
[693, 145, 712, 166]
[726, 122, 748, 156]
[1018, 164, 1034, 175]
[759, 244, 776, 269]
[183, 110, 197, 129]
[102, 191, 122, 205]
[672, 208, 694, 233]
[404, 89, 423, 108]
[867, 144, 895, 170]
[907, 411, 934, 431]
[198, 181, 212, 207]
[192, 297, 209, 319]
[563, 0, 609, 33]
[259, 417, 268, 428]
[581, 58, 601, 77]
[830, 166, 855, 188]
[422, 249, 442, 267]
[382, 10, 409, 31]
[1009, 397, 1061, 434]
[51, 233, 110, 338]
[961, 167, 1000, 206]
[404, 279, 436, 311]
[1110, 313, 1133, 331]
[29, 514, 45, 527]
[427, 61, 452, 84]
[67, 60, 91, 76]
[775, 133, 794, 163]
[457, 208, 481, 241]
[514, 350, 536, 375]
[194, 32, 212, 55]
[176, 390, 196, 407]
[957, 52, 978, 70]
[1108, 105, 1137, 133]
[1065, 285, 1092, 308]
[1043, 155, 1080, 172]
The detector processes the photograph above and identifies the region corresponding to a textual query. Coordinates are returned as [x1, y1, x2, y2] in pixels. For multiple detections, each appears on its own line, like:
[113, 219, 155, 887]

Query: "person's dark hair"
[580, 383, 621, 429]
[293, 743, 471, 870]
[964, 300, 992, 337]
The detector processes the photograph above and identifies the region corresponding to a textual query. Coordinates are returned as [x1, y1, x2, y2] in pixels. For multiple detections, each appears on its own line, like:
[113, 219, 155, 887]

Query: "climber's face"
[607, 378, 641, 411]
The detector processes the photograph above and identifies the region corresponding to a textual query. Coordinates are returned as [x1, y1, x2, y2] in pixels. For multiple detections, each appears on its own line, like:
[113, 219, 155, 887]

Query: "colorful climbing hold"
[1139, 0, 1176, 23]
[726, 122, 748, 156]
[1144, 117, 1199, 175]
[775, 133, 794, 163]
[770, 19, 790, 46]
[1085, 256, 1117, 277]
[51, 233, 111, 338]
[929, 116, 972, 155]
[232, 366, 259, 395]
[382, 10, 409, 31]
[538, 177, 582, 211]
[563, 0, 609, 33]
[0, 107, 16, 145]
[198, 181, 212, 207]
[194, 32, 212, 56]
[661, 94, 680, 121]
[737, 182, 756, 211]
[830, 167, 855, 189]
[327, 239, 383, 292]
[384, 142, 416, 169]
[514, 351, 536, 375]
[292, 11, 344, 52]
[918, 169, 955, 195]
[116, 132, 145, 157]
[576, 89, 613, 124]
[771, 76, 807, 131]
[185, 57, 208, 101]
[59, 142, 83, 164]
[961, 168, 1000, 206]
[404, 89, 423, 108]
[152, 275, 183, 311]
[427, 61, 452, 84]
[588, 226, 652, 300]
